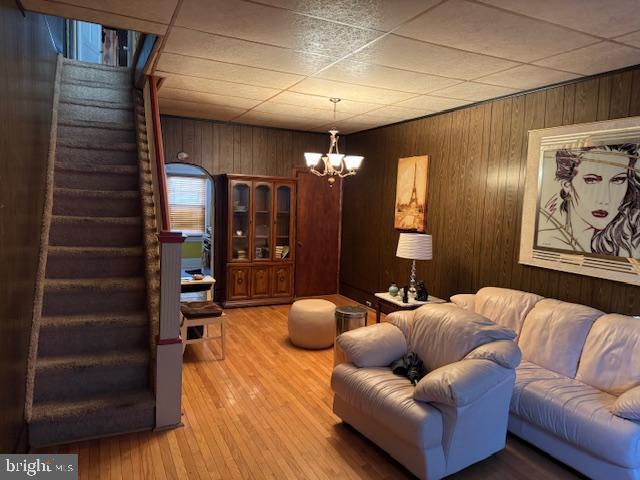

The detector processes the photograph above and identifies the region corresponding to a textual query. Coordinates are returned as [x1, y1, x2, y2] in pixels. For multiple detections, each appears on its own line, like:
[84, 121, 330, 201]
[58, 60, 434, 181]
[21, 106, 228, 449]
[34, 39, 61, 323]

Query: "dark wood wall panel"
[161, 115, 330, 178]
[342, 68, 640, 315]
[0, 2, 62, 452]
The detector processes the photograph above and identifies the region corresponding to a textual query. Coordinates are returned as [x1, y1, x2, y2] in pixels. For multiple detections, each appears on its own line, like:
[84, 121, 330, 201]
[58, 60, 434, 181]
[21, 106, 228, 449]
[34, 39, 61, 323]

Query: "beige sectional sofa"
[331, 303, 521, 480]
[451, 287, 640, 480]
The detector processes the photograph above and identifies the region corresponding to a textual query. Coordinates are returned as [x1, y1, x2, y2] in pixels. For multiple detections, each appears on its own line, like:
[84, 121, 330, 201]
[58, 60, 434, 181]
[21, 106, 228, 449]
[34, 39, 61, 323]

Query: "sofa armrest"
[611, 385, 640, 420]
[465, 340, 521, 369]
[414, 359, 511, 407]
[336, 323, 407, 368]
[450, 294, 476, 311]
[386, 310, 415, 339]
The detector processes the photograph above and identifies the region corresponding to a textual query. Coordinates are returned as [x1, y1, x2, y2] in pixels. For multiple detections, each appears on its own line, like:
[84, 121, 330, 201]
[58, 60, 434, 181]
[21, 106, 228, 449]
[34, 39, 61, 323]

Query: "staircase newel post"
[155, 231, 185, 429]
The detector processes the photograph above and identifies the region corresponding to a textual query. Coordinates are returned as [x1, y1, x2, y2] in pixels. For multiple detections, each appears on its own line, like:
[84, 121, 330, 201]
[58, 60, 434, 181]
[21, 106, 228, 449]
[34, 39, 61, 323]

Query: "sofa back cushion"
[518, 299, 602, 378]
[410, 304, 516, 371]
[475, 287, 543, 336]
[576, 314, 640, 395]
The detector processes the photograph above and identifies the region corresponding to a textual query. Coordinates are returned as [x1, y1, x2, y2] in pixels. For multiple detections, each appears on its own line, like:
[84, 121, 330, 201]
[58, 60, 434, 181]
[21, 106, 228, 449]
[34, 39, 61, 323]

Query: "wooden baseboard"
[223, 297, 293, 308]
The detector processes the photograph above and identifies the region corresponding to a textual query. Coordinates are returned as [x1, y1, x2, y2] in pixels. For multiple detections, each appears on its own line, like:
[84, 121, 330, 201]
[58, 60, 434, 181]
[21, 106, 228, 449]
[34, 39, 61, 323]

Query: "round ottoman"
[288, 299, 336, 349]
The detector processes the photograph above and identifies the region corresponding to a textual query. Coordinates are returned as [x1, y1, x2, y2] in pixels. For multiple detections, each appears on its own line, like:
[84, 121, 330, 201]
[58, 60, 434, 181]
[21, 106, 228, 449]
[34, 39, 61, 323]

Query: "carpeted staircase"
[29, 59, 155, 447]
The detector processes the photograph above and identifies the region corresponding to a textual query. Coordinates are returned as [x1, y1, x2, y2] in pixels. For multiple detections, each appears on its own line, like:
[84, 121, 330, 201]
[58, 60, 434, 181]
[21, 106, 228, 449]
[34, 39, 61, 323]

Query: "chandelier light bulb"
[328, 153, 345, 167]
[304, 152, 322, 167]
[344, 155, 364, 170]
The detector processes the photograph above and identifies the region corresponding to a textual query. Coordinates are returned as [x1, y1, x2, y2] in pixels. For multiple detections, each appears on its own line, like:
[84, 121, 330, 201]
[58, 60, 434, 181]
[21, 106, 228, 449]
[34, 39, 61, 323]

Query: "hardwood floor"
[37, 295, 583, 479]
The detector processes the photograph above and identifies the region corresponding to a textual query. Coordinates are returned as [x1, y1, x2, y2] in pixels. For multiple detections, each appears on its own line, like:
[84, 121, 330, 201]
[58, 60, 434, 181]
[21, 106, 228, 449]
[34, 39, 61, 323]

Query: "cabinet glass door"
[253, 183, 272, 261]
[274, 184, 292, 261]
[230, 181, 251, 261]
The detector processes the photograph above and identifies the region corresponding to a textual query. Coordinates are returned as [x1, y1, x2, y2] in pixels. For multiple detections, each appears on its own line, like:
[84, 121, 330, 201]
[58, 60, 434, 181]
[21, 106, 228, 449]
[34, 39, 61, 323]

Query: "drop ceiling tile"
[479, 0, 640, 39]
[159, 98, 248, 121]
[395, 0, 598, 62]
[54, 0, 177, 23]
[157, 74, 280, 101]
[475, 65, 580, 90]
[235, 110, 323, 130]
[350, 35, 519, 80]
[316, 117, 384, 134]
[395, 95, 472, 111]
[256, 0, 440, 31]
[534, 41, 640, 75]
[156, 53, 304, 89]
[290, 77, 419, 104]
[360, 106, 434, 122]
[21, 0, 169, 34]
[176, 0, 380, 58]
[269, 91, 381, 114]
[316, 59, 463, 94]
[164, 27, 334, 75]
[429, 82, 519, 101]
[159, 88, 262, 109]
[252, 102, 354, 122]
[615, 30, 640, 48]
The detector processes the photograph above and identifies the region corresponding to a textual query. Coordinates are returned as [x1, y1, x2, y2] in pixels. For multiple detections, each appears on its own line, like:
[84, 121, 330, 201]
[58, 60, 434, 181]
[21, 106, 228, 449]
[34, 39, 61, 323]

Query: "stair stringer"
[133, 88, 161, 365]
[25, 53, 63, 423]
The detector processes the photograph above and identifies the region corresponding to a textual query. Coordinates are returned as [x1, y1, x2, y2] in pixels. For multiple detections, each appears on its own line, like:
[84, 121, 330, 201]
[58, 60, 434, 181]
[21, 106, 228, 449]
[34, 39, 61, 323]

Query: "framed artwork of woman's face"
[520, 117, 640, 285]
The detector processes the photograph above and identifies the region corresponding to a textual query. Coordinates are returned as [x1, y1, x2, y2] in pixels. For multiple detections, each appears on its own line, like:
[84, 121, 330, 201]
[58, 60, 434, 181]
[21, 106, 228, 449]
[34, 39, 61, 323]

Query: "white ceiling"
[23, 0, 640, 133]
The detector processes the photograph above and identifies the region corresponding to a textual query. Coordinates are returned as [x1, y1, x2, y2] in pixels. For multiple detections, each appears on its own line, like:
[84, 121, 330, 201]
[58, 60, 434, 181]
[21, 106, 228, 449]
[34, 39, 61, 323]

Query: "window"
[167, 174, 207, 234]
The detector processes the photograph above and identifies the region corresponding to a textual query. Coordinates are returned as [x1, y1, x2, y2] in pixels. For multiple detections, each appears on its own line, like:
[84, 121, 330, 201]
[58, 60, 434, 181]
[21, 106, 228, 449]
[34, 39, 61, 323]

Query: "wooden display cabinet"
[215, 174, 296, 307]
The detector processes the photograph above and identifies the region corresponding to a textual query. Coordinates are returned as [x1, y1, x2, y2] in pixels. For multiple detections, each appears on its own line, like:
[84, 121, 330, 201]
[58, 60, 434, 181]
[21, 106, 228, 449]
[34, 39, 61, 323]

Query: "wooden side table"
[374, 292, 446, 323]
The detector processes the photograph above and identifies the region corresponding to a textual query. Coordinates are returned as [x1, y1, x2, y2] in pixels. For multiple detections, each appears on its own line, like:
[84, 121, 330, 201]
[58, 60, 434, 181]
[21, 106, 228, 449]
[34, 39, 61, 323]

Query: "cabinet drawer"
[272, 265, 292, 297]
[251, 266, 271, 298]
[228, 266, 251, 300]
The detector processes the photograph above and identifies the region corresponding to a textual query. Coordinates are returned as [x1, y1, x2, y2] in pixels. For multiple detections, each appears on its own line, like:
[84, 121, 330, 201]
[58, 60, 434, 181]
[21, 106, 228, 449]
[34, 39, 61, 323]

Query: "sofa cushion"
[576, 314, 640, 396]
[336, 323, 407, 368]
[612, 385, 640, 421]
[511, 363, 640, 468]
[475, 287, 543, 336]
[331, 364, 443, 448]
[450, 294, 476, 311]
[518, 299, 603, 378]
[410, 304, 516, 371]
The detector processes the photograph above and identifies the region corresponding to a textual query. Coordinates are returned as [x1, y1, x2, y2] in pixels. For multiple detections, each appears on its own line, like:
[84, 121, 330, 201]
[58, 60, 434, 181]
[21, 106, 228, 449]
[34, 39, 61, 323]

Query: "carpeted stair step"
[45, 246, 145, 278]
[49, 215, 142, 247]
[56, 142, 138, 166]
[34, 350, 149, 403]
[52, 187, 141, 217]
[60, 79, 132, 105]
[54, 161, 139, 191]
[30, 390, 155, 447]
[58, 119, 135, 144]
[38, 312, 148, 356]
[42, 277, 146, 316]
[62, 59, 131, 85]
[59, 101, 134, 125]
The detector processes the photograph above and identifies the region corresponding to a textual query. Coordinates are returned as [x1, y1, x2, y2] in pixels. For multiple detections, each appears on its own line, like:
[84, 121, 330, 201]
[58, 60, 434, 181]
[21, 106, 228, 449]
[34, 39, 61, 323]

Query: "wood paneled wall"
[341, 68, 640, 315]
[161, 115, 332, 177]
[0, 2, 63, 452]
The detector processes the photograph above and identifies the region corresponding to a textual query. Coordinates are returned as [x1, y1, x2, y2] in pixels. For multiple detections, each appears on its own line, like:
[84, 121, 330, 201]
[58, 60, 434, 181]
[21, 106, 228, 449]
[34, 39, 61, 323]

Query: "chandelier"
[304, 98, 364, 185]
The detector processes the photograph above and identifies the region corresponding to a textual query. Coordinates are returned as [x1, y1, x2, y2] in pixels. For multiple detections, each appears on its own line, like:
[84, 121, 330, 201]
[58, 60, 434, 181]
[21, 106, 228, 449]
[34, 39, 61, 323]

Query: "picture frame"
[394, 155, 429, 232]
[519, 116, 640, 285]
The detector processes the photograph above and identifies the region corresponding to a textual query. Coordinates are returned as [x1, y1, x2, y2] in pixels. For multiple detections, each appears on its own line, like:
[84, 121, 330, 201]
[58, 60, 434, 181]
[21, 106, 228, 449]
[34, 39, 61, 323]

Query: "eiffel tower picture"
[394, 155, 428, 232]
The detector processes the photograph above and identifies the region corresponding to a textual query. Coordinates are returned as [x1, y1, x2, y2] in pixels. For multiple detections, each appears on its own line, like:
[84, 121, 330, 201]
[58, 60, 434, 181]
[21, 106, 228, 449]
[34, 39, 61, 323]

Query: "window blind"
[167, 175, 207, 233]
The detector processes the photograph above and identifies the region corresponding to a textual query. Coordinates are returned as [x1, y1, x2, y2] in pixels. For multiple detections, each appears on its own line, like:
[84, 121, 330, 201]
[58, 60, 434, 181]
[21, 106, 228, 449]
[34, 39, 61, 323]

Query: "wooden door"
[295, 171, 341, 296]
[229, 180, 251, 263]
[252, 182, 273, 262]
[228, 266, 251, 300]
[251, 266, 271, 298]
[272, 265, 292, 297]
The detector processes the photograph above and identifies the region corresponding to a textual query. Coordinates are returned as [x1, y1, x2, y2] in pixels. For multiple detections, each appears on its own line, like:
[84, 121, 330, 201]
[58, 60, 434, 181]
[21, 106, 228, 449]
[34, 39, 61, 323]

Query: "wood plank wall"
[161, 115, 331, 177]
[0, 1, 63, 452]
[341, 68, 640, 315]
